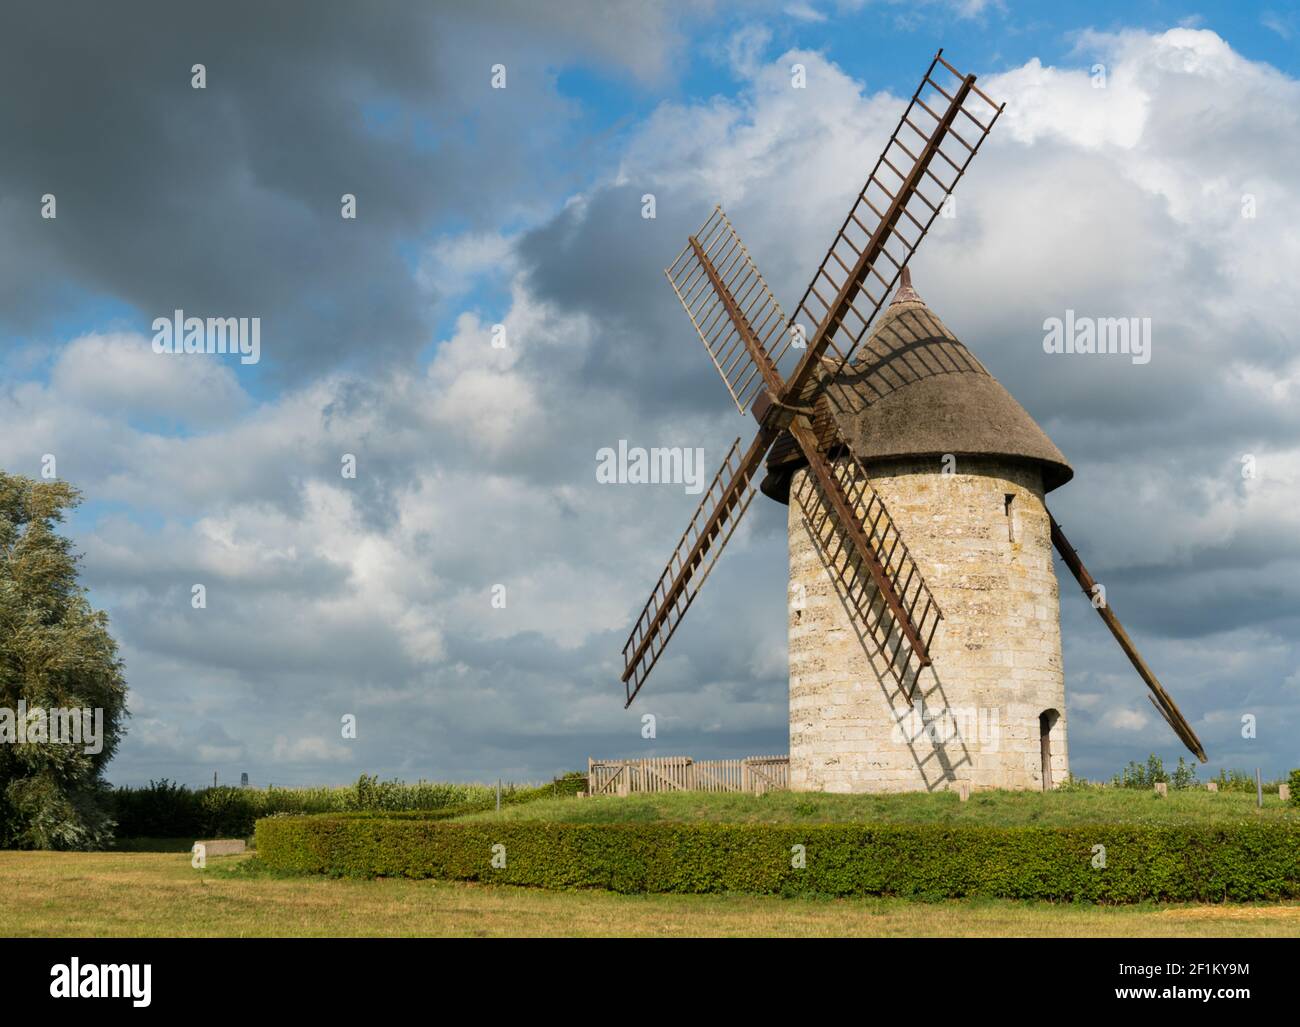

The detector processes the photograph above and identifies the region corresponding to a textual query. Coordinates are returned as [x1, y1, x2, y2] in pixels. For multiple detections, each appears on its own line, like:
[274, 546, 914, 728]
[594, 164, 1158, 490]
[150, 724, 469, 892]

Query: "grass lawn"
[1, 850, 1298, 937]
[455, 787, 1299, 827]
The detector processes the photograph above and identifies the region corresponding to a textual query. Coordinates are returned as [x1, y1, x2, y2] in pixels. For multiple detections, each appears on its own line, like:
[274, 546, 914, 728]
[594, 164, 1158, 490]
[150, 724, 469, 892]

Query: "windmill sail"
[789, 442, 942, 701]
[664, 206, 798, 415]
[620, 432, 773, 706]
[1049, 514, 1207, 762]
[782, 51, 1005, 413]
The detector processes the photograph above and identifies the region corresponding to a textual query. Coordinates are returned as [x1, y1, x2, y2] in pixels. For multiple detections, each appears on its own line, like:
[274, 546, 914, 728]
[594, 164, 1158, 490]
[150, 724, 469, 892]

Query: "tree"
[0, 473, 127, 848]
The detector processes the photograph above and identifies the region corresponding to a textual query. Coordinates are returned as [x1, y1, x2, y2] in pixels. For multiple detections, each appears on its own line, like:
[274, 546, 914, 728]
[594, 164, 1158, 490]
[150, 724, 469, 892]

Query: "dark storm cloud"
[517, 185, 753, 419]
[0, 0, 678, 379]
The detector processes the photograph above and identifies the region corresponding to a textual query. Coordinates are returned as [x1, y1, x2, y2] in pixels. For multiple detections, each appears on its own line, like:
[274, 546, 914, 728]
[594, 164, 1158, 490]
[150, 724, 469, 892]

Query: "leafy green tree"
[0, 473, 127, 848]
[1170, 756, 1199, 790]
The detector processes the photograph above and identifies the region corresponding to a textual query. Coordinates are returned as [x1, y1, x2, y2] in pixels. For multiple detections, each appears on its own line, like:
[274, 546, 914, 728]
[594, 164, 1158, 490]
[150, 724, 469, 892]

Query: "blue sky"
[576, 1, 1297, 117]
[2, 1, 1297, 788]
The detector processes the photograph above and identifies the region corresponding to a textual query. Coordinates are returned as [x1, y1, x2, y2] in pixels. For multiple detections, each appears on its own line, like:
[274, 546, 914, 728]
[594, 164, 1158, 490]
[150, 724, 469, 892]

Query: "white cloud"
[726, 24, 774, 79]
[1105, 708, 1150, 731]
[271, 735, 351, 764]
[1261, 11, 1296, 40]
[52, 332, 251, 427]
[417, 231, 515, 301]
[783, 3, 826, 23]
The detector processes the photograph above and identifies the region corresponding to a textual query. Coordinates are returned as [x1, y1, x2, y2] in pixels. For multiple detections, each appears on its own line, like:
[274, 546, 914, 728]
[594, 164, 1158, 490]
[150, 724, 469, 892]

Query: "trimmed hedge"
[254, 816, 1300, 903]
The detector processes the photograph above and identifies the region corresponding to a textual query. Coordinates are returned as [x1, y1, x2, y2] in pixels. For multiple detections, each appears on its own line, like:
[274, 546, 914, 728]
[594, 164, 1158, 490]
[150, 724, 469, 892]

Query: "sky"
[1, 0, 1297, 787]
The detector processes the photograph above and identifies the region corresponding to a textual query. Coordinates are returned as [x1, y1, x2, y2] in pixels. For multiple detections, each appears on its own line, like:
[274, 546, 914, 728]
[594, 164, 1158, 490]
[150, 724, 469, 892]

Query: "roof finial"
[891, 265, 921, 305]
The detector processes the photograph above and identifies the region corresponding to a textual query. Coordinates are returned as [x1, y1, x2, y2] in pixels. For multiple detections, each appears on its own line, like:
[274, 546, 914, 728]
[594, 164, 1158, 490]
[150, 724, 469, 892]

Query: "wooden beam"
[621, 427, 776, 685]
[688, 235, 784, 400]
[789, 418, 932, 670]
[1049, 513, 1207, 762]
[778, 72, 977, 408]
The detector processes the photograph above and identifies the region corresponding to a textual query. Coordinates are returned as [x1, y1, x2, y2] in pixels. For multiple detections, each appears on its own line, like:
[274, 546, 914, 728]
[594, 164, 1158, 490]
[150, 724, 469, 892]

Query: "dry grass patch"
[1, 851, 1299, 938]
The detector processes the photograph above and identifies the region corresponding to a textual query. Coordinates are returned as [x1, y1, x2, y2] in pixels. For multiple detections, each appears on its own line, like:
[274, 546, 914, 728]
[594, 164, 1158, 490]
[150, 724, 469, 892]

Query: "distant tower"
[761, 271, 1074, 793]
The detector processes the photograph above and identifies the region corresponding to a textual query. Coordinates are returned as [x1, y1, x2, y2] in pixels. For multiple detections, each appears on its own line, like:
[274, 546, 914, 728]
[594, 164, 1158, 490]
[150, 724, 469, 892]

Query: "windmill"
[619, 51, 1206, 792]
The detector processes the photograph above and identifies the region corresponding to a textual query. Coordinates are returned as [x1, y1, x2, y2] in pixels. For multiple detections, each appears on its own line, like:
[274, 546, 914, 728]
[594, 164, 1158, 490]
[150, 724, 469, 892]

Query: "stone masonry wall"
[787, 456, 1068, 793]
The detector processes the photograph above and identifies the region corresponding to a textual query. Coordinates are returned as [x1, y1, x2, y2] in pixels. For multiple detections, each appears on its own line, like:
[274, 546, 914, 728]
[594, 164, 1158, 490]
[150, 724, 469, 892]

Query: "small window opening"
[1004, 493, 1016, 543]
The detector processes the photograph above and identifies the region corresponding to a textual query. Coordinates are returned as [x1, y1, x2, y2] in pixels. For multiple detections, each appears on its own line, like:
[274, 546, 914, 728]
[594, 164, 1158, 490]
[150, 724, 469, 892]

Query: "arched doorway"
[1039, 709, 1060, 790]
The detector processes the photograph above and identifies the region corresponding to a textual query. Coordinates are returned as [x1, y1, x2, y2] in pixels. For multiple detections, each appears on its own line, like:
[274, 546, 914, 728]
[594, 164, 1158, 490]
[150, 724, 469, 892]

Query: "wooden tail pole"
[1048, 513, 1207, 763]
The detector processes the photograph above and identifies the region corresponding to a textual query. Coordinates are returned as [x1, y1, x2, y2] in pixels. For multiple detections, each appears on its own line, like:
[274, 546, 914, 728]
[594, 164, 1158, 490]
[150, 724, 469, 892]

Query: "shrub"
[1169, 757, 1199, 790]
[1211, 768, 1288, 794]
[1213, 768, 1256, 793]
[1110, 754, 1199, 790]
[112, 772, 586, 840]
[254, 816, 1300, 903]
[113, 780, 202, 837]
[343, 774, 492, 812]
[1290, 770, 1300, 808]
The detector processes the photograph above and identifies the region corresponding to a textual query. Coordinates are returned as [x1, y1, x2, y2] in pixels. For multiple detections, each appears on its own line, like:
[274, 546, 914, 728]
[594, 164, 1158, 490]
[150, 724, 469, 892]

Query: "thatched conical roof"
[760, 272, 1072, 502]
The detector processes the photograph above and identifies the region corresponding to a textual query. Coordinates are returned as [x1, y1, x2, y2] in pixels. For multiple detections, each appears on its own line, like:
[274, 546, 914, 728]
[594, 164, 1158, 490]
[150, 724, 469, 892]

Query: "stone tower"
[760, 272, 1074, 794]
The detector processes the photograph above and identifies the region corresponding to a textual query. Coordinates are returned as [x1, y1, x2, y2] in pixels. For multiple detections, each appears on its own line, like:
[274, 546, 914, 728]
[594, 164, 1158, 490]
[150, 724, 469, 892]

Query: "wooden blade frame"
[664, 206, 800, 416]
[621, 433, 770, 706]
[1049, 514, 1208, 762]
[790, 446, 942, 702]
[787, 420, 937, 669]
[780, 51, 1005, 415]
[622, 51, 1002, 704]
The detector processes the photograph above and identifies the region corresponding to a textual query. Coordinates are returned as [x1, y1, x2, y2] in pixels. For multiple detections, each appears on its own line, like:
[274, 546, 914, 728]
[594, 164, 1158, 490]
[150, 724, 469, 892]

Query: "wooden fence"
[587, 755, 789, 796]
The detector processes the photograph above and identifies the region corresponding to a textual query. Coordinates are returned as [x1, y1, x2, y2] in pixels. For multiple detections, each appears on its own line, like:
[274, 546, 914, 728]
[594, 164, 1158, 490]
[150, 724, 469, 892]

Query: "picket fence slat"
[587, 755, 789, 796]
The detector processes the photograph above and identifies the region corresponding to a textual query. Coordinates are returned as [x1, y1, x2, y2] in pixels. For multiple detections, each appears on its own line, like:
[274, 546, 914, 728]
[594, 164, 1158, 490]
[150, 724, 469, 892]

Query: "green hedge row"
[114, 772, 586, 839]
[254, 816, 1300, 903]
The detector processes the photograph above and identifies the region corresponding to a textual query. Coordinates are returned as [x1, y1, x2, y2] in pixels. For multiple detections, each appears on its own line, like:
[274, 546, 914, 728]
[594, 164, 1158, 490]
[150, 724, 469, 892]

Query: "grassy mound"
[456, 787, 1299, 827]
